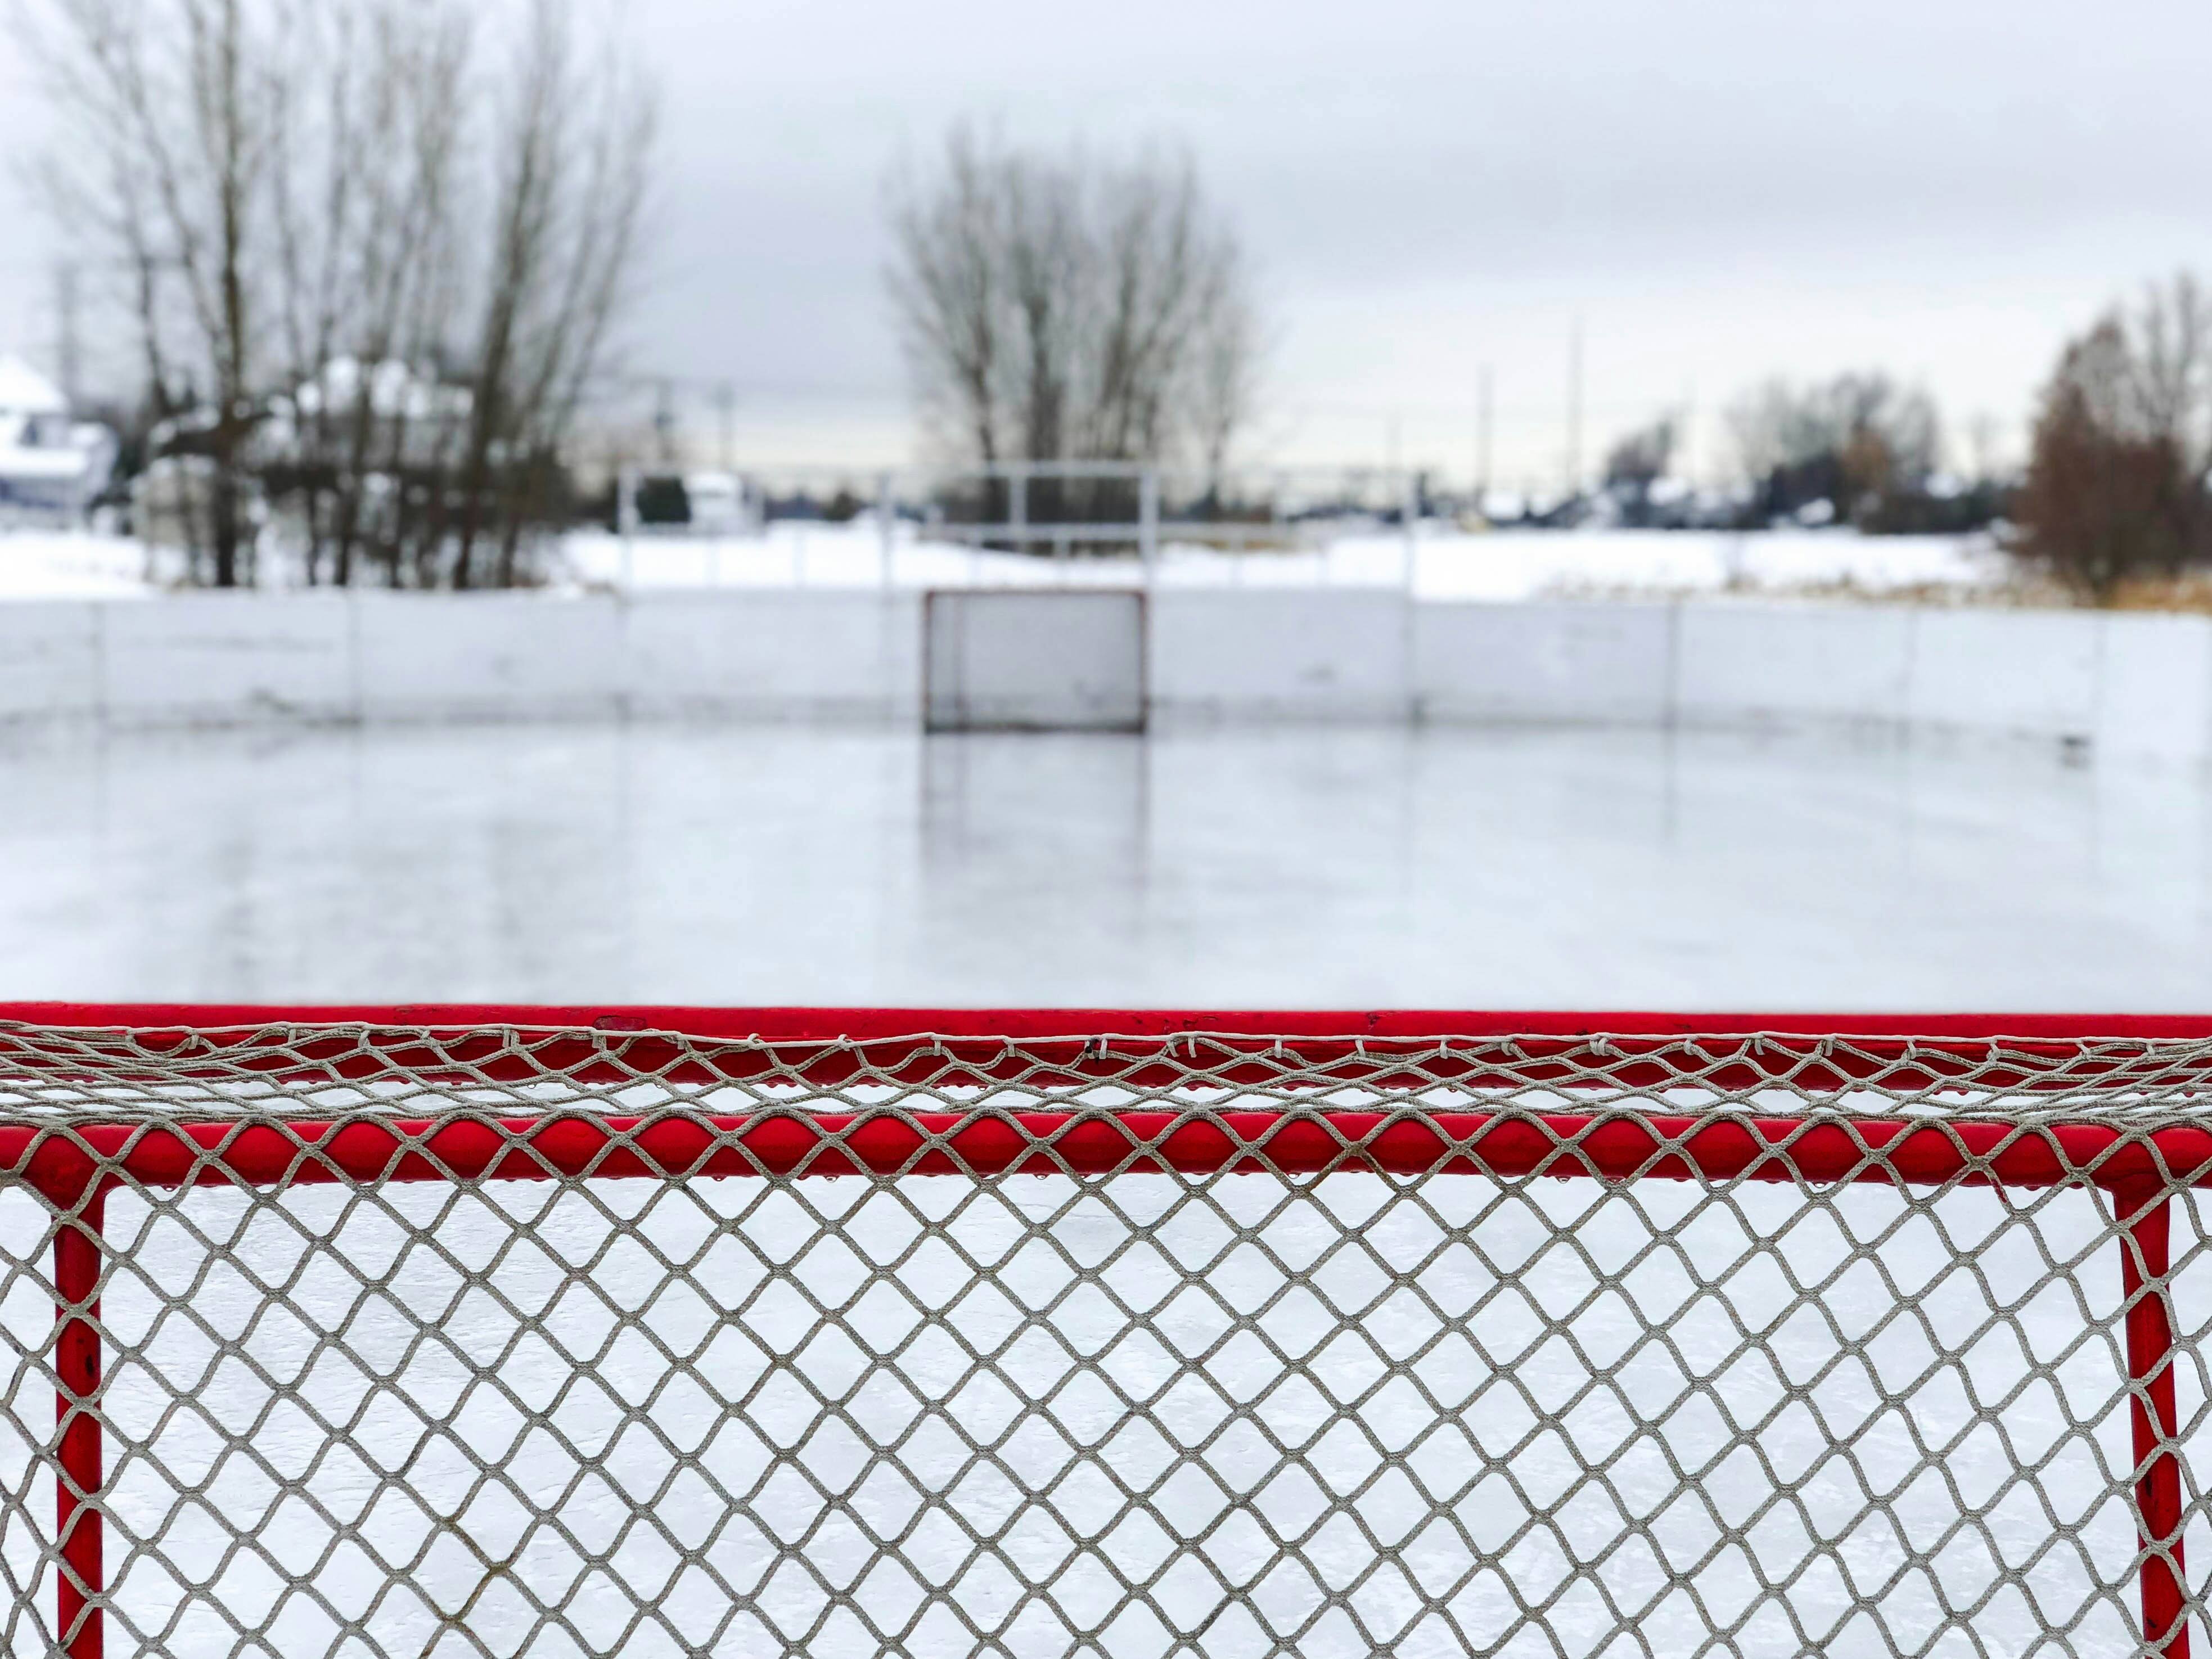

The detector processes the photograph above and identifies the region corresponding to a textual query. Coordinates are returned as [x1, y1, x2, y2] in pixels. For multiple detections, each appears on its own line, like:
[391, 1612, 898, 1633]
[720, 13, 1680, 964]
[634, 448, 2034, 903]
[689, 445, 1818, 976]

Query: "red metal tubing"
[7, 1007, 2212, 1098]
[2122, 1186, 2192, 1659]
[6, 1108, 2212, 1193]
[51, 1181, 103, 1659]
[12, 1003, 2212, 1044]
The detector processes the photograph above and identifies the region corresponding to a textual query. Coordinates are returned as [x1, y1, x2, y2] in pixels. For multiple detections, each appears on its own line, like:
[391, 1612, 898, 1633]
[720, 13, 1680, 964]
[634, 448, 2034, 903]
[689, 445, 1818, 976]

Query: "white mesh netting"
[1, 1015, 2209, 1659]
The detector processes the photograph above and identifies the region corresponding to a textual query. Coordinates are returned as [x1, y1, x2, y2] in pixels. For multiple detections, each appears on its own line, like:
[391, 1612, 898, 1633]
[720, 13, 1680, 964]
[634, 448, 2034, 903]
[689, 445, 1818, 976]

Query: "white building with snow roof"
[0, 355, 118, 519]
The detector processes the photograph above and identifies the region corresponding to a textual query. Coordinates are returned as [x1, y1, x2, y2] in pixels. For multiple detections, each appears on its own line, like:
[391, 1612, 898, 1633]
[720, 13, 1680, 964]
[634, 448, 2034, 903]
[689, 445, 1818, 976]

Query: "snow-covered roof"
[0, 445, 95, 481]
[0, 357, 67, 417]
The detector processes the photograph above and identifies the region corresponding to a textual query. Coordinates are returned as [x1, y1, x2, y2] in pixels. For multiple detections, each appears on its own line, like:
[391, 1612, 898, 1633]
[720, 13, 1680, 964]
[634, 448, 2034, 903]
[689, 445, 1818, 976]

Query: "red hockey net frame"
[4, 1003, 2212, 1659]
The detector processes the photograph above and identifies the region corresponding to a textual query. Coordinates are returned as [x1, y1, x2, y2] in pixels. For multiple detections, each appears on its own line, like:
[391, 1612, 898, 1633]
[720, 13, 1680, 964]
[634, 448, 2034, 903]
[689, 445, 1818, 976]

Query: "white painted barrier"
[628, 590, 921, 723]
[355, 593, 624, 723]
[1, 589, 2208, 763]
[1416, 603, 1672, 725]
[0, 603, 98, 722]
[102, 592, 354, 724]
[1675, 604, 1914, 732]
[2098, 614, 2212, 760]
[1906, 609, 2102, 745]
[1151, 590, 1411, 722]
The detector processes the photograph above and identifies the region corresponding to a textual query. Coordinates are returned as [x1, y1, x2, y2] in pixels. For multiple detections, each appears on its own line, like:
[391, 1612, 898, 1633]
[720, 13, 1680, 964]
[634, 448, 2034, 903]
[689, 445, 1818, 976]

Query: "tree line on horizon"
[19, 10, 2212, 605]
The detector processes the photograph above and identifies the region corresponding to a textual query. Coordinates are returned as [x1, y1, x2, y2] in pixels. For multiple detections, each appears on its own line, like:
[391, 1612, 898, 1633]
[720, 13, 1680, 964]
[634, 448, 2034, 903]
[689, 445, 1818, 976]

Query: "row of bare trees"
[1721, 375, 1948, 530]
[26, 0, 657, 587]
[886, 128, 1263, 526]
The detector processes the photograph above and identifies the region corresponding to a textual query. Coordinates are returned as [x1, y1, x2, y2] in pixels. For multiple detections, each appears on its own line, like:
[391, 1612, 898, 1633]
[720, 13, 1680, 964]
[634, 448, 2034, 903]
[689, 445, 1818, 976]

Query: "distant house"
[0, 357, 118, 519]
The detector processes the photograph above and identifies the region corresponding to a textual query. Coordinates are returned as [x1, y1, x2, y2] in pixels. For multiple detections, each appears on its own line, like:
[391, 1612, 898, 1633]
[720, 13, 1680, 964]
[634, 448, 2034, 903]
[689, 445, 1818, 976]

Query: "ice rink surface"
[1, 720, 2208, 1011]
[4, 719, 2210, 1656]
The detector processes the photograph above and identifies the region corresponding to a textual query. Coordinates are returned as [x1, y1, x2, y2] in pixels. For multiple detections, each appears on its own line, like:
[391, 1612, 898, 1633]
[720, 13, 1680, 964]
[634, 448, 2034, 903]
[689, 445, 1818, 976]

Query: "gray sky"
[6, 0, 2212, 484]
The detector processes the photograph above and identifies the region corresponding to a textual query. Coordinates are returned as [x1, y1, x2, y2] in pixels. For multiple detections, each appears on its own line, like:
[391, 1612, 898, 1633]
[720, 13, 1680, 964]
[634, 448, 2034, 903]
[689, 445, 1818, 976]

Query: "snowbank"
[555, 522, 2002, 601]
[0, 530, 152, 599]
[0, 522, 2003, 604]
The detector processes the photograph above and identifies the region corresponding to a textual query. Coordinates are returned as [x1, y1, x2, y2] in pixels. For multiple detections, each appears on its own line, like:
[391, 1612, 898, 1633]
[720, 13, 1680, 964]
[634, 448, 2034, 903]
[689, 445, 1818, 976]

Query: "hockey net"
[2, 1006, 2211, 1659]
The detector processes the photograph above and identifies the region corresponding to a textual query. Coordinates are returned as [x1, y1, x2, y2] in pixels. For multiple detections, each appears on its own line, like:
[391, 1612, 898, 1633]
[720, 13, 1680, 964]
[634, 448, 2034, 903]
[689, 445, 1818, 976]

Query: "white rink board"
[1674, 605, 1915, 731]
[0, 602, 98, 722]
[353, 593, 626, 723]
[1, 590, 2208, 759]
[1151, 590, 1411, 723]
[99, 591, 355, 725]
[1414, 603, 1671, 726]
[629, 590, 922, 723]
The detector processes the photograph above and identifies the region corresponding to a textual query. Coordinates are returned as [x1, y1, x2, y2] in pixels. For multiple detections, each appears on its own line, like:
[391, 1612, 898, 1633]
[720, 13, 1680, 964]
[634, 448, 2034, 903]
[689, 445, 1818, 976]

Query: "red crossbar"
[8, 1004, 2212, 1099]
[12, 1002, 2212, 1045]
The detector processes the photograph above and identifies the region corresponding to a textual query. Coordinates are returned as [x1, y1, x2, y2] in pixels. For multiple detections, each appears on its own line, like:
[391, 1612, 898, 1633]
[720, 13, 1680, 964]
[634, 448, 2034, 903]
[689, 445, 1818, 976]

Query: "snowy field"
[0, 522, 2003, 603]
[561, 522, 2003, 602]
[3, 723, 2209, 1656]
[0, 528, 151, 597]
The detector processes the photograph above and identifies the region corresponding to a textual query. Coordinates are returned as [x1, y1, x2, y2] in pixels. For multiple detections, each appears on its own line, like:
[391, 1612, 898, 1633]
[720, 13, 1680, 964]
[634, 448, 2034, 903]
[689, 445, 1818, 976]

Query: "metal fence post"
[2121, 1183, 2191, 1659]
[1400, 470, 1420, 596]
[1139, 467, 1159, 580]
[616, 462, 639, 591]
[876, 470, 895, 591]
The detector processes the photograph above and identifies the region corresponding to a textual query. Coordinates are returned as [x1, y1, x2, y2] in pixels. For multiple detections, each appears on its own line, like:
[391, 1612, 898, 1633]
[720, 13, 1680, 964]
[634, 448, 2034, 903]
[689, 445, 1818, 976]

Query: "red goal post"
[3, 1004, 2210, 1659]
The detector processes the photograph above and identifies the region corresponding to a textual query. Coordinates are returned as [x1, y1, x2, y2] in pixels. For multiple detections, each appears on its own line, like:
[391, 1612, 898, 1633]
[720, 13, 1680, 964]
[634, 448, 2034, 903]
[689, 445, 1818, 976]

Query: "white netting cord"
[0, 1022, 2208, 1658]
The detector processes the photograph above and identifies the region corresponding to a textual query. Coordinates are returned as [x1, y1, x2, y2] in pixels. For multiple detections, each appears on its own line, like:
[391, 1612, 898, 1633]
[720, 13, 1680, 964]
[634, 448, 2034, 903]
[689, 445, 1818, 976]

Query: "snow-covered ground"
[0, 522, 2005, 603]
[561, 522, 2004, 602]
[0, 528, 151, 598]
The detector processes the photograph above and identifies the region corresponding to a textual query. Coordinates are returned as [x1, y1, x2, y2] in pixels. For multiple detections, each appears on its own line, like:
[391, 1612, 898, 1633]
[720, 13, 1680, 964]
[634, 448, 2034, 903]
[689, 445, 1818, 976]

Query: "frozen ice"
[0, 721, 2205, 1011]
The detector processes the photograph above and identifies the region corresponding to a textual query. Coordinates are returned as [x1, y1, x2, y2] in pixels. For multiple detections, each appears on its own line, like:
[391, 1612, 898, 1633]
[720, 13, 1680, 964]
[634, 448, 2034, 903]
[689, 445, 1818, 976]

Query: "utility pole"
[1679, 380, 1697, 489]
[1476, 364, 1494, 507]
[653, 377, 678, 469]
[714, 381, 736, 473]
[56, 262, 82, 411]
[1566, 315, 1584, 503]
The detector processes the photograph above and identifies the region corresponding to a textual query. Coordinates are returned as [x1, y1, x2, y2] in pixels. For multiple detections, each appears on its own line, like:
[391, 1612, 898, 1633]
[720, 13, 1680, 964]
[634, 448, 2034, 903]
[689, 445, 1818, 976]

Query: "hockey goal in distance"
[1, 1003, 2208, 1658]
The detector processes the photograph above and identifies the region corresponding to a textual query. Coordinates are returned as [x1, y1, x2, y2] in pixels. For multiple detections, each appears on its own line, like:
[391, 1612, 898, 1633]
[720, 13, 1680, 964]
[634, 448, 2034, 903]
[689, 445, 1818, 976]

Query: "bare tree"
[2016, 276, 2212, 601]
[450, 0, 656, 589]
[887, 130, 1008, 474]
[1188, 255, 1260, 508]
[2131, 272, 2212, 503]
[25, 0, 655, 589]
[257, 0, 472, 587]
[886, 127, 1265, 522]
[1604, 417, 1677, 492]
[1724, 372, 1940, 528]
[25, 0, 294, 584]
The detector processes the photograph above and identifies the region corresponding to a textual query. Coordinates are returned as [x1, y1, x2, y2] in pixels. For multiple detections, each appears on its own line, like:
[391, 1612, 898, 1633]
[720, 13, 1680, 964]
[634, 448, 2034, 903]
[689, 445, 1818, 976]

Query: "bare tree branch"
[886, 128, 1266, 507]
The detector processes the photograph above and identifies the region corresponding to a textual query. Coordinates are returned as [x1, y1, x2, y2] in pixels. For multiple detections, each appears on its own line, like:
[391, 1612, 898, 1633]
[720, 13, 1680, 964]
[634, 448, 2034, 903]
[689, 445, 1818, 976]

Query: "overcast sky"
[6, 0, 2212, 483]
